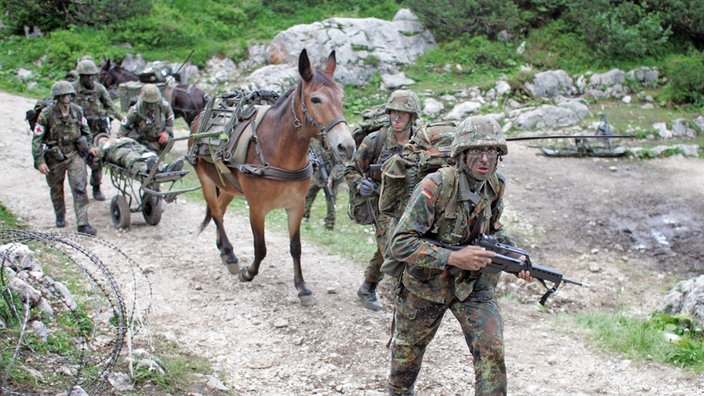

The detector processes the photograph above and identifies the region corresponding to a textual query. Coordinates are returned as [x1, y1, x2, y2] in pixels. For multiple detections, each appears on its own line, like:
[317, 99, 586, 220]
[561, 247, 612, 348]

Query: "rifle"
[421, 233, 588, 305]
[309, 149, 336, 210]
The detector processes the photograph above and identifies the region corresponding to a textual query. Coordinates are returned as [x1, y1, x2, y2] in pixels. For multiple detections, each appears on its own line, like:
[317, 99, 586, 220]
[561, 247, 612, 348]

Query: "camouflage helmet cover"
[76, 59, 99, 75]
[385, 90, 421, 118]
[51, 80, 76, 97]
[140, 84, 161, 103]
[451, 115, 508, 157]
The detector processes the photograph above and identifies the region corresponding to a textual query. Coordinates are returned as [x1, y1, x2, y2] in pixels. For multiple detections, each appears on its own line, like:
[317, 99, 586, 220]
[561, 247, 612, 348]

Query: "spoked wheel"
[110, 195, 131, 229]
[141, 194, 162, 226]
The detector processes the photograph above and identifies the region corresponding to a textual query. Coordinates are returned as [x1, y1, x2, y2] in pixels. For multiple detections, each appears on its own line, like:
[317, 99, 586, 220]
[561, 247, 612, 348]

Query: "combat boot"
[92, 186, 106, 201]
[77, 224, 97, 236]
[55, 214, 65, 228]
[357, 280, 381, 311]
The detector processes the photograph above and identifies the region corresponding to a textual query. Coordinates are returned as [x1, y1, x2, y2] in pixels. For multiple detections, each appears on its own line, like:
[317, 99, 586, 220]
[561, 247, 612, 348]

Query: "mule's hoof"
[239, 267, 254, 282]
[226, 262, 240, 275]
[299, 293, 316, 307]
[220, 254, 238, 266]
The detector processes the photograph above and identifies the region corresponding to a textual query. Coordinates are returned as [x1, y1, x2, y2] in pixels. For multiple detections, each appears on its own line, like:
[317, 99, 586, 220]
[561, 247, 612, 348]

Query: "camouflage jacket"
[389, 166, 506, 303]
[344, 125, 413, 200]
[119, 100, 174, 142]
[31, 103, 92, 168]
[71, 81, 121, 122]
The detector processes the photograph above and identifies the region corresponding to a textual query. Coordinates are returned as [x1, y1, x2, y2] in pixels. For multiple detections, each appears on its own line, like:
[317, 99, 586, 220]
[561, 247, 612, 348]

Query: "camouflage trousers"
[303, 180, 342, 229]
[363, 216, 389, 284]
[389, 288, 506, 395]
[45, 154, 90, 226]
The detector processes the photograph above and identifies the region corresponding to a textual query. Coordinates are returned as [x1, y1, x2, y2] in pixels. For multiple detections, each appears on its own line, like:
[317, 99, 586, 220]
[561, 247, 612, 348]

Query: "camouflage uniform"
[346, 90, 421, 311]
[119, 84, 174, 155]
[96, 135, 159, 177]
[31, 81, 95, 232]
[72, 59, 122, 198]
[304, 139, 345, 230]
[388, 115, 510, 395]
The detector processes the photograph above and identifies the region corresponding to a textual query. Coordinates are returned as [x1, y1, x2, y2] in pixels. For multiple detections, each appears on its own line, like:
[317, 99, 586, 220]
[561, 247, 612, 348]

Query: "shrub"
[406, 0, 523, 42]
[661, 52, 704, 105]
[566, 0, 671, 60]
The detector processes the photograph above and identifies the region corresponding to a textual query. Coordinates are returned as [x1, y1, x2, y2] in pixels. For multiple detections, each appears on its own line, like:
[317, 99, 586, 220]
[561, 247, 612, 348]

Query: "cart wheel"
[142, 194, 162, 226]
[110, 195, 131, 229]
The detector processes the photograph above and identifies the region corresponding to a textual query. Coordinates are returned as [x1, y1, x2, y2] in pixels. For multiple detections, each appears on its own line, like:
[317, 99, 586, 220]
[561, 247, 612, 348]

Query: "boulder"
[657, 275, 704, 326]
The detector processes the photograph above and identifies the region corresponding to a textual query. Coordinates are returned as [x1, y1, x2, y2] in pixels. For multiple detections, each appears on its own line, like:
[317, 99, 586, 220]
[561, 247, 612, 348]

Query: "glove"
[360, 178, 375, 197]
[158, 132, 169, 144]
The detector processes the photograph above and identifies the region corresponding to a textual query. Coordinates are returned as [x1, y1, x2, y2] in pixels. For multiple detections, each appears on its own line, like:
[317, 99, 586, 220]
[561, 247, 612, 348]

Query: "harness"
[190, 88, 346, 189]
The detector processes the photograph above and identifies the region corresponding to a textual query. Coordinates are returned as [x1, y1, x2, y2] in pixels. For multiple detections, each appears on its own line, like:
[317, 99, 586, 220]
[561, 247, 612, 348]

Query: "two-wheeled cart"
[106, 136, 200, 228]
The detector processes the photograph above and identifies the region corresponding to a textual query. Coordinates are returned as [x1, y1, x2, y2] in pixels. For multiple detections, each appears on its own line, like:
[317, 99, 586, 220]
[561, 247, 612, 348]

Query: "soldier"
[119, 84, 175, 155]
[31, 80, 98, 235]
[72, 59, 123, 201]
[386, 115, 533, 396]
[94, 133, 184, 177]
[345, 89, 421, 311]
[303, 139, 345, 230]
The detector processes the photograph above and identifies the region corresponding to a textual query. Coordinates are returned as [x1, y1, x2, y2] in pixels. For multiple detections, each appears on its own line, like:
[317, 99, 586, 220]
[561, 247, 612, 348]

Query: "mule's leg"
[287, 207, 315, 306]
[239, 208, 266, 282]
[214, 190, 239, 273]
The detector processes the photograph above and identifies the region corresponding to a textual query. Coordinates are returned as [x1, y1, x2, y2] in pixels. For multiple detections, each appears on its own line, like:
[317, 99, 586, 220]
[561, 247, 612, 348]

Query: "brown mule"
[188, 49, 355, 305]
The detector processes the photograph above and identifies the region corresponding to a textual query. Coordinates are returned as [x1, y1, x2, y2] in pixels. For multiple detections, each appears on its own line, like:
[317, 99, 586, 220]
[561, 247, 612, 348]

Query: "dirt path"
[1, 91, 703, 395]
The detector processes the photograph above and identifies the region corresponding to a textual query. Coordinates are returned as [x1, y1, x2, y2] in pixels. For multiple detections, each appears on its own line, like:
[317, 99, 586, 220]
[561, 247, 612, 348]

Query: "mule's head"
[298, 49, 355, 163]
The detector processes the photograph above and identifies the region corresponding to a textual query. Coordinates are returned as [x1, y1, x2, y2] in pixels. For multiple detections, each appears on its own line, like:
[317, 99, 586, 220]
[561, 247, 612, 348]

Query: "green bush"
[0, 0, 153, 35]
[524, 19, 593, 71]
[406, 0, 523, 42]
[661, 52, 704, 105]
[566, 0, 671, 60]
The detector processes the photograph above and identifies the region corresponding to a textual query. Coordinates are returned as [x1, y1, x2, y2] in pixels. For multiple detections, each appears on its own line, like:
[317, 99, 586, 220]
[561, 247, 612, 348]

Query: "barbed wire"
[0, 228, 153, 395]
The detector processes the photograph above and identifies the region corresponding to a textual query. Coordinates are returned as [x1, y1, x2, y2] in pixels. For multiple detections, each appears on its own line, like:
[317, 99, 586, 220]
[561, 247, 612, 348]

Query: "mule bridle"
[291, 84, 346, 149]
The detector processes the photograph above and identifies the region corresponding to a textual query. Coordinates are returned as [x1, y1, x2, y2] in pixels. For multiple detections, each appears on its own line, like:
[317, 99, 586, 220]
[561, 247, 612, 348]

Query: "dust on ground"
[1, 91, 703, 395]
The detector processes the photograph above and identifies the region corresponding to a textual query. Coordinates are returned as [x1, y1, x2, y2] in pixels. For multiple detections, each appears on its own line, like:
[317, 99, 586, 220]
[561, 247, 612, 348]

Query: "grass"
[575, 311, 704, 372]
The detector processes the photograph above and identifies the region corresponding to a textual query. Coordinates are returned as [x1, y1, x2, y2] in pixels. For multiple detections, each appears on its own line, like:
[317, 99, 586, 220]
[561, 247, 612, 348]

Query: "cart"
[106, 136, 200, 229]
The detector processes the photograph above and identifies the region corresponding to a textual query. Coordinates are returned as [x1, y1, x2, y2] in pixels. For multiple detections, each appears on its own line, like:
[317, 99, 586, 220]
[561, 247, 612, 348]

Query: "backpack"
[352, 104, 389, 147]
[378, 121, 458, 277]
[25, 97, 53, 132]
[378, 121, 457, 220]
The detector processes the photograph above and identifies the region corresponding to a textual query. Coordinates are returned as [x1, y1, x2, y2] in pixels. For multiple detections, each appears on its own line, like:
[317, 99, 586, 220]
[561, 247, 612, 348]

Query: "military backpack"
[25, 97, 53, 132]
[351, 104, 389, 147]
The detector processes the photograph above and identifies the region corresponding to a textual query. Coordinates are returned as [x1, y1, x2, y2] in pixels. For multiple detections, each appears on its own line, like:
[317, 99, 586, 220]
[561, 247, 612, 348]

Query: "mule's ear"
[325, 50, 337, 76]
[299, 49, 313, 82]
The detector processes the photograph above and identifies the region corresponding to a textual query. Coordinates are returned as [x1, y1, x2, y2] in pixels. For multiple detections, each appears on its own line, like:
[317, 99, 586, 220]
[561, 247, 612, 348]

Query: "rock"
[657, 275, 704, 326]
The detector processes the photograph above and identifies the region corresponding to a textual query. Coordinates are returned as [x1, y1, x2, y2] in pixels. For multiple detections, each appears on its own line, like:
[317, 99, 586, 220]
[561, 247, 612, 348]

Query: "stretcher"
[106, 137, 199, 228]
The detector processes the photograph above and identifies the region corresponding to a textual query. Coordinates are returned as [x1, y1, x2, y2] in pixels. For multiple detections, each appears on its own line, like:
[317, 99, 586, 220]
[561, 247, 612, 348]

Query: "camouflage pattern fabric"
[304, 140, 345, 229]
[344, 124, 412, 283]
[100, 137, 157, 177]
[119, 99, 174, 154]
[31, 103, 93, 226]
[387, 166, 508, 395]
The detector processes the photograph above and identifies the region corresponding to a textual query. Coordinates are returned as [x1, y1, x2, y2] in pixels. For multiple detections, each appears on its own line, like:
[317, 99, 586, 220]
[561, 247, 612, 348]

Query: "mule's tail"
[198, 186, 220, 233]
[199, 206, 213, 234]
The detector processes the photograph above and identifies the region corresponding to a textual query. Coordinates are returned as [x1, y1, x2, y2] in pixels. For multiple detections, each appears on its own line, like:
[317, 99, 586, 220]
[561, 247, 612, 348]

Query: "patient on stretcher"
[94, 133, 184, 178]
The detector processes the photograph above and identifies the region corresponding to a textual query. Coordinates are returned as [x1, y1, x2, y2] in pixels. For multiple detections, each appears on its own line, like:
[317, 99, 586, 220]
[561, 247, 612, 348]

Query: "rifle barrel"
[507, 135, 635, 142]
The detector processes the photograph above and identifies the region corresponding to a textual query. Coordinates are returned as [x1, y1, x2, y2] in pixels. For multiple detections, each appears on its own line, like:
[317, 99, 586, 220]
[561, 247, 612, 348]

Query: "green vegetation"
[576, 311, 704, 372]
[1, 0, 704, 390]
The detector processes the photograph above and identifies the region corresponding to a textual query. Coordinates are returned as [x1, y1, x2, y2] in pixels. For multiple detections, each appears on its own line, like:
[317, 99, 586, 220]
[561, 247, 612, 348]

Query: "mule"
[188, 49, 355, 305]
[100, 59, 208, 127]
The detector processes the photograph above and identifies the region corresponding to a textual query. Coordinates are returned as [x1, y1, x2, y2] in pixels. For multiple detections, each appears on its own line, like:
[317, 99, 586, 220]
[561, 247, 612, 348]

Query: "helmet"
[76, 59, 99, 75]
[385, 90, 421, 119]
[51, 80, 76, 97]
[140, 84, 161, 103]
[451, 115, 508, 157]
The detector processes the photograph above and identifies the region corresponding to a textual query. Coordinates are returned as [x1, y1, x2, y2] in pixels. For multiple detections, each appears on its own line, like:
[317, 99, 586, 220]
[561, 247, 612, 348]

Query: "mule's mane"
[271, 87, 295, 110]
